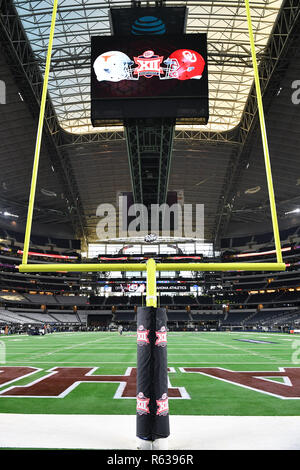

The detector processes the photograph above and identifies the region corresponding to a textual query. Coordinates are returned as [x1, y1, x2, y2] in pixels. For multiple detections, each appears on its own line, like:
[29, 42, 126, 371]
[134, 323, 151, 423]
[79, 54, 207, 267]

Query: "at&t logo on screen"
[131, 16, 166, 36]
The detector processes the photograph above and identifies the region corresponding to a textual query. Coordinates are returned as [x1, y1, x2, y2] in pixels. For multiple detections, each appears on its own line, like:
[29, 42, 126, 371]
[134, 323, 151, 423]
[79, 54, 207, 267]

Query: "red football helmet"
[163, 49, 205, 80]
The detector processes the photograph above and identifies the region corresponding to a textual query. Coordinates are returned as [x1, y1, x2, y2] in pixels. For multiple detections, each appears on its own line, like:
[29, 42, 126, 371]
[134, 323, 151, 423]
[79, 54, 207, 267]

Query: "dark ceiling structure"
[0, 0, 300, 249]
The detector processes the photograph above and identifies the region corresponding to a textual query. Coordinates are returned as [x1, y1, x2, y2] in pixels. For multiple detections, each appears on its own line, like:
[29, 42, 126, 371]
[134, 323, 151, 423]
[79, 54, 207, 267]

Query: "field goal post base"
[136, 306, 169, 447]
[137, 437, 169, 450]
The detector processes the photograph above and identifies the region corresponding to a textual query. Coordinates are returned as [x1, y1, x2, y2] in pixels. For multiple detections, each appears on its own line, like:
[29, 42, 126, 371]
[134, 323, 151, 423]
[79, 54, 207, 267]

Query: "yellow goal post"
[18, 0, 286, 307]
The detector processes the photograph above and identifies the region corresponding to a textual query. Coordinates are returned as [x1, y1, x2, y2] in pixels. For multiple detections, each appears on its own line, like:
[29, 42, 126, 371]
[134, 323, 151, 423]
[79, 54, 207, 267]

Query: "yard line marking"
[3, 352, 292, 357]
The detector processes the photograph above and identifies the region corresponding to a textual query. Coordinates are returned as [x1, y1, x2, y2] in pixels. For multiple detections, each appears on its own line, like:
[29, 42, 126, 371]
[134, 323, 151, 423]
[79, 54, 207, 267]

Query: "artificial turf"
[0, 330, 299, 416]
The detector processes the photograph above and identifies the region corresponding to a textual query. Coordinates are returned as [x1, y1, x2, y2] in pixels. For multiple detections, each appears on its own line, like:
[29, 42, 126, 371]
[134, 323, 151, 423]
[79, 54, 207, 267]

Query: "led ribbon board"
[91, 34, 209, 122]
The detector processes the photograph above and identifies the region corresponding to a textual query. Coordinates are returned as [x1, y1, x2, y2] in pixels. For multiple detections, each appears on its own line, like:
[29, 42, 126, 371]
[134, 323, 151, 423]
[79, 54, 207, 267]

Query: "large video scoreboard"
[91, 33, 208, 123]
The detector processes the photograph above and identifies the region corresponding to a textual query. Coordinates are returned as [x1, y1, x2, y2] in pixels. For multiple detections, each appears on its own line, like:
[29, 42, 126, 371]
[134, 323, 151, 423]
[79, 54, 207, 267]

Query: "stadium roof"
[14, 0, 282, 134]
[0, 0, 300, 248]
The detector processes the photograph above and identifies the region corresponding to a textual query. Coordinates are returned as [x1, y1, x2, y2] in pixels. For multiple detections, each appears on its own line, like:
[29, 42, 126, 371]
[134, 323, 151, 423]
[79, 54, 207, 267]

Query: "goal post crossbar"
[18, 260, 286, 309]
[18, 262, 286, 273]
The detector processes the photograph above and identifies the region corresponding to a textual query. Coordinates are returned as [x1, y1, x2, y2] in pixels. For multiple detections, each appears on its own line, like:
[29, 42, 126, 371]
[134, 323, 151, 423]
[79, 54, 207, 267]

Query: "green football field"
[0, 330, 300, 416]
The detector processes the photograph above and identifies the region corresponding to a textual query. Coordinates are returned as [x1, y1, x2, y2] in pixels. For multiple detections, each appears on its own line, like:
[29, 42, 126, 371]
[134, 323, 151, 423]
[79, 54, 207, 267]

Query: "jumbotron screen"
[91, 34, 208, 122]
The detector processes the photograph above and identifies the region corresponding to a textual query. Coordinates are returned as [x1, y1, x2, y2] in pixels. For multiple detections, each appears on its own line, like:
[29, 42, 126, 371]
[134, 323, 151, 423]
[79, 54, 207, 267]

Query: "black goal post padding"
[136, 306, 170, 441]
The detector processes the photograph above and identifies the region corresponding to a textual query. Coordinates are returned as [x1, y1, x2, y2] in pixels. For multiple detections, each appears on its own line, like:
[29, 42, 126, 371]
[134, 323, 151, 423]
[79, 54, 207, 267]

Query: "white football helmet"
[93, 50, 135, 82]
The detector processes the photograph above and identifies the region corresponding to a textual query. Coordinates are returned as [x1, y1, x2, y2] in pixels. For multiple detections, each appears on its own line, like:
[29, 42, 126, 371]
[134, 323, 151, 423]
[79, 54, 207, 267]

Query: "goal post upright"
[146, 258, 157, 308]
[22, 0, 58, 266]
[244, 0, 283, 264]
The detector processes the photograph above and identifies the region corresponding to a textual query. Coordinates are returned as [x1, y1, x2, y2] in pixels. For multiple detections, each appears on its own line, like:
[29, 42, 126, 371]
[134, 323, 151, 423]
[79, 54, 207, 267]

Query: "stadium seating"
[49, 313, 79, 323]
[172, 296, 199, 306]
[197, 296, 214, 305]
[220, 226, 298, 250]
[158, 296, 173, 306]
[89, 296, 106, 305]
[221, 309, 256, 326]
[114, 311, 136, 322]
[244, 309, 299, 326]
[105, 296, 129, 306]
[0, 309, 41, 324]
[55, 295, 88, 306]
[129, 296, 144, 306]
[191, 312, 224, 322]
[0, 223, 300, 332]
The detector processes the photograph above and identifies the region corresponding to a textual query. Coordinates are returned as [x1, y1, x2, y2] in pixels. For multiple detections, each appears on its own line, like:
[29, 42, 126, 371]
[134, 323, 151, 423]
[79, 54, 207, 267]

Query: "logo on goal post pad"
[136, 392, 150, 415]
[156, 393, 169, 416]
[155, 326, 167, 347]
